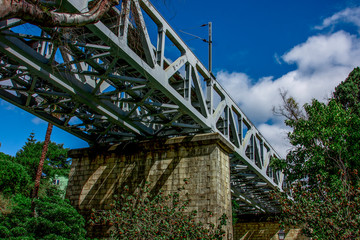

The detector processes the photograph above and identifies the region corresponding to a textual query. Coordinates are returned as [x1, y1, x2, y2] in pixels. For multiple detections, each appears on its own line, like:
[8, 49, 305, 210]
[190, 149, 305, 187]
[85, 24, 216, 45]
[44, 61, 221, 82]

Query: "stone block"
[66, 133, 234, 239]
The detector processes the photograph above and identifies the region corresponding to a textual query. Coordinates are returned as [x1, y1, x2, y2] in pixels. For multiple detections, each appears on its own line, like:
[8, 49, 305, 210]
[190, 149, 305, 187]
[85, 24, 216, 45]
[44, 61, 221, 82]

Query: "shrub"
[0, 194, 86, 239]
[0, 160, 31, 196]
[90, 182, 227, 239]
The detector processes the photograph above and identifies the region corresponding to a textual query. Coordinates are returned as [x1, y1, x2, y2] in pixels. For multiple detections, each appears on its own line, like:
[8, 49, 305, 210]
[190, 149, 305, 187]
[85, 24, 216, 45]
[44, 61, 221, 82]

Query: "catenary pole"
[208, 22, 212, 73]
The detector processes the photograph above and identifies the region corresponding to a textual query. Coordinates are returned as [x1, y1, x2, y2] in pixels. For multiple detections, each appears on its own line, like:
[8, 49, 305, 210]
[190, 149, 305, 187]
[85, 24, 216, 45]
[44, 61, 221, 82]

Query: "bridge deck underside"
[0, 0, 283, 214]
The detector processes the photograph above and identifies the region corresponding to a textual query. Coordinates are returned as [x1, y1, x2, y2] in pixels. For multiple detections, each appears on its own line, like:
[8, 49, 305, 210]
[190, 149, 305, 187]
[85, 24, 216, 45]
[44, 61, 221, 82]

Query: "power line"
[178, 23, 212, 73]
[179, 30, 208, 43]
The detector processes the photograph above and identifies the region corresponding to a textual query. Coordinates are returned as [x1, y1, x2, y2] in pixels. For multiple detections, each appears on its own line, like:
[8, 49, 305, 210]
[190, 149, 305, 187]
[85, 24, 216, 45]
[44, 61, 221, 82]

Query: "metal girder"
[0, 0, 284, 213]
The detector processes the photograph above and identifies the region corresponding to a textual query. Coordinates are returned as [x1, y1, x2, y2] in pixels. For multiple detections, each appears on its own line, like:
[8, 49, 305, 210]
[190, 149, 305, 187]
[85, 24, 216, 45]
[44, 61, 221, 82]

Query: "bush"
[0, 225, 11, 238]
[91, 182, 227, 239]
[0, 160, 31, 196]
[0, 194, 86, 239]
[0, 135, 86, 239]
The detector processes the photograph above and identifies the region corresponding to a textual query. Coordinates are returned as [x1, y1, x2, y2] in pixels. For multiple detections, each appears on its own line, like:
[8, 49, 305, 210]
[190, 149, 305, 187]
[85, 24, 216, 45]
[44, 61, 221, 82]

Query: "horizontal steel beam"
[0, 0, 284, 213]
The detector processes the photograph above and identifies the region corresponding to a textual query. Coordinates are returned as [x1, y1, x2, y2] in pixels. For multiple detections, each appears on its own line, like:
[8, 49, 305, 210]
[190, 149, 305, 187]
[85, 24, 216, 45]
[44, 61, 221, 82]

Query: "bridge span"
[0, 0, 283, 215]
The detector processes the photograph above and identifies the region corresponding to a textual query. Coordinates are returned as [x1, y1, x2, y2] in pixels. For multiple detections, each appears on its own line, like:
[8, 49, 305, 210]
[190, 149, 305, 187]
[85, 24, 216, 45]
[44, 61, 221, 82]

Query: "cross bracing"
[0, 0, 283, 214]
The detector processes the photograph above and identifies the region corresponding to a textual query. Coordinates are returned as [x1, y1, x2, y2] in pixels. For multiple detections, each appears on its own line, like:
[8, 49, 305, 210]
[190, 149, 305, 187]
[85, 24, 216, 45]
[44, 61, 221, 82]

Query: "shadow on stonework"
[66, 134, 234, 238]
[66, 141, 186, 237]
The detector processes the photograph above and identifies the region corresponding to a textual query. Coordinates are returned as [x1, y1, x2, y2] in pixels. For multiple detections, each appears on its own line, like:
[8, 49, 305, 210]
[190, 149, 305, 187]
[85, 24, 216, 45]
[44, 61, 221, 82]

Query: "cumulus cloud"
[258, 123, 292, 158]
[216, 29, 360, 157]
[217, 32, 360, 122]
[315, 7, 360, 30]
[283, 31, 357, 71]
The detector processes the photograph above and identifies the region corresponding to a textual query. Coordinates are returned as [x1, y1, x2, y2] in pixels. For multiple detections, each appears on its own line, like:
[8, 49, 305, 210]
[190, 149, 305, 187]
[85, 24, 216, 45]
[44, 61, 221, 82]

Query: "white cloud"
[283, 31, 356, 71]
[274, 53, 282, 65]
[315, 7, 360, 30]
[216, 30, 360, 157]
[258, 123, 292, 158]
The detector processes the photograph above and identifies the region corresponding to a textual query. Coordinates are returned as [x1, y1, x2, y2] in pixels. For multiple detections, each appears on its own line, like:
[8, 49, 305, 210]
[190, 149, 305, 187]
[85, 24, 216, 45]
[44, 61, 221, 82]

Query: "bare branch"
[0, 0, 119, 27]
[272, 89, 305, 121]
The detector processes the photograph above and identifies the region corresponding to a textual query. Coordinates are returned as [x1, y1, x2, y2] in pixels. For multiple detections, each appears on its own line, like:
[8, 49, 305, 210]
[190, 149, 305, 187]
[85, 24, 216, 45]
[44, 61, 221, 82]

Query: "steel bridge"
[0, 0, 283, 214]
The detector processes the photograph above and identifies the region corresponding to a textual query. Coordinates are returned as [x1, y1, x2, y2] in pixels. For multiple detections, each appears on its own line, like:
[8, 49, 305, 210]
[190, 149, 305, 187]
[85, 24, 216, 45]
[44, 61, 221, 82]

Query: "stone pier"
[66, 133, 234, 238]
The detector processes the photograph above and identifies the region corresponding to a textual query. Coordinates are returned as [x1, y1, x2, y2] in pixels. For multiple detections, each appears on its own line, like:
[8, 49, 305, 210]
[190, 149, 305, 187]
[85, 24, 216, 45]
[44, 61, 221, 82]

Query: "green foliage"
[0, 152, 12, 161]
[0, 133, 86, 239]
[14, 132, 70, 180]
[0, 194, 14, 215]
[334, 67, 360, 113]
[273, 67, 360, 239]
[274, 175, 360, 239]
[282, 99, 360, 185]
[273, 89, 305, 121]
[0, 160, 32, 196]
[0, 194, 86, 239]
[231, 200, 240, 224]
[90, 182, 228, 239]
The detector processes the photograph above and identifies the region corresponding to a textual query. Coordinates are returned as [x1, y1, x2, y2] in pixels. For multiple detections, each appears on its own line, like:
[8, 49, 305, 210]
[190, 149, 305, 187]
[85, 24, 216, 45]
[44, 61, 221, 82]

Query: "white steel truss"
[0, 0, 283, 213]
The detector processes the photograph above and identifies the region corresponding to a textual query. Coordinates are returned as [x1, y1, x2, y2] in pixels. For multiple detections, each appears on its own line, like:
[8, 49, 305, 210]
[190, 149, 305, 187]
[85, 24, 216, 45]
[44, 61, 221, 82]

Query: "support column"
[66, 133, 234, 238]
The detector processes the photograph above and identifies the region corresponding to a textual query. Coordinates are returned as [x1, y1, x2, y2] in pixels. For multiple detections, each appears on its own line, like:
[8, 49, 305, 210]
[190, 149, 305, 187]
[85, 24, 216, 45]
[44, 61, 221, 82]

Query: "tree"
[90, 182, 228, 239]
[0, 0, 119, 27]
[5, 132, 71, 217]
[14, 133, 70, 181]
[33, 123, 53, 201]
[0, 194, 86, 239]
[277, 99, 360, 184]
[272, 89, 305, 122]
[0, 160, 31, 196]
[0, 152, 12, 162]
[0, 137, 87, 239]
[272, 67, 360, 239]
[334, 67, 360, 113]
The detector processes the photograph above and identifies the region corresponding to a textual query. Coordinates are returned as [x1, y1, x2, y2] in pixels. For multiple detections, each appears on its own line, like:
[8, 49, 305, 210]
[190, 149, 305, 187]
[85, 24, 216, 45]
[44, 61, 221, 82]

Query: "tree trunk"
[31, 122, 53, 216]
[0, 0, 119, 27]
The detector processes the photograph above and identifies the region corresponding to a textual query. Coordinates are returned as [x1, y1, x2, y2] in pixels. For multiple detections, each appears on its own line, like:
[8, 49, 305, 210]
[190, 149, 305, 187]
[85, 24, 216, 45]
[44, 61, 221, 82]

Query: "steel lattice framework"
[0, 0, 283, 214]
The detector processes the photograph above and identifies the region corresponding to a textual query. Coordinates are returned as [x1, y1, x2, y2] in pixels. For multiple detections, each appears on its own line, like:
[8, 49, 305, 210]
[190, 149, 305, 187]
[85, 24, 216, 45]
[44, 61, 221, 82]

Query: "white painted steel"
[0, 0, 283, 213]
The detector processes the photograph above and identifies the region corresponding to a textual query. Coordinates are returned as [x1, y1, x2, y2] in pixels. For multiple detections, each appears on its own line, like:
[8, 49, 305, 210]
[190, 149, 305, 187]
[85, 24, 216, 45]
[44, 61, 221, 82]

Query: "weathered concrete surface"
[66, 133, 234, 238]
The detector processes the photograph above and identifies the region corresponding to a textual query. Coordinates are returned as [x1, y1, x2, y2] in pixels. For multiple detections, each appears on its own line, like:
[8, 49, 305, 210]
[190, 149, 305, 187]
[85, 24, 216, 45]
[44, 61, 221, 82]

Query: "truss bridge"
[0, 0, 284, 215]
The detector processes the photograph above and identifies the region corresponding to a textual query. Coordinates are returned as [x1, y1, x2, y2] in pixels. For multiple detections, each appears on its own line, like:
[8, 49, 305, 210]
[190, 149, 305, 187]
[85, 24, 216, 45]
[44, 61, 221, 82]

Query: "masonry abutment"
[66, 133, 234, 238]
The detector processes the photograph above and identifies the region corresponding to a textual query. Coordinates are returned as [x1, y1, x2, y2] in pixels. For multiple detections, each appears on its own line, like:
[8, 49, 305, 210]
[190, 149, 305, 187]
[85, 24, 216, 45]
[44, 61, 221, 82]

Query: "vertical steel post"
[208, 22, 212, 73]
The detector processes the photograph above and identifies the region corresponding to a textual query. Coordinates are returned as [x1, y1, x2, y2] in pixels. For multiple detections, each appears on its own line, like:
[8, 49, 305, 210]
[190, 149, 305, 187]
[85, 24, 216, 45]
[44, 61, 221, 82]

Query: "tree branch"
[0, 0, 119, 27]
[272, 89, 305, 121]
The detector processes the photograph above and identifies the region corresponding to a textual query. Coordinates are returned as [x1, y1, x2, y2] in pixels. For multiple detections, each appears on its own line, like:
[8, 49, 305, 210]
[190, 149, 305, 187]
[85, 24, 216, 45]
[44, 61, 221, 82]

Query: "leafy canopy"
[0, 160, 31, 196]
[0, 133, 86, 239]
[0, 194, 86, 239]
[14, 132, 70, 180]
[272, 67, 360, 239]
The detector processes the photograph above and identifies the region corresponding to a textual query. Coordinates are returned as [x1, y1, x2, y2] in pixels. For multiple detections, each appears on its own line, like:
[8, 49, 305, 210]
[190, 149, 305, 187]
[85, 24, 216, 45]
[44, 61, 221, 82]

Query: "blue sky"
[1, 0, 360, 156]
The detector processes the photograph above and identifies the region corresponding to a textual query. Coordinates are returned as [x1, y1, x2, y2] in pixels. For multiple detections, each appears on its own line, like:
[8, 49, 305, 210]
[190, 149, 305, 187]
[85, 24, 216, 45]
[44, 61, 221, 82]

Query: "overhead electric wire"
[178, 30, 209, 43]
